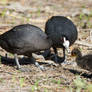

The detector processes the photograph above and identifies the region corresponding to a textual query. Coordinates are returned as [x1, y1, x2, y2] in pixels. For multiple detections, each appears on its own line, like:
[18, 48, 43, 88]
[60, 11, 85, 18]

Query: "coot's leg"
[61, 48, 68, 65]
[42, 49, 51, 58]
[53, 47, 58, 63]
[14, 54, 21, 69]
[5, 53, 9, 58]
[31, 56, 45, 71]
[14, 54, 31, 72]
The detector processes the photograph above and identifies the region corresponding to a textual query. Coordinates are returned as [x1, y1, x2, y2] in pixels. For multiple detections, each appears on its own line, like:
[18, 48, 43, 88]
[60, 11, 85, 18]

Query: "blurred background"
[0, 0, 92, 31]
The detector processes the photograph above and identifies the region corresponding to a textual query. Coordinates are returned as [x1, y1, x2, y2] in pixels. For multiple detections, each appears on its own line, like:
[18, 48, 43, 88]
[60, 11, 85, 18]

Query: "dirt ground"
[0, 0, 92, 92]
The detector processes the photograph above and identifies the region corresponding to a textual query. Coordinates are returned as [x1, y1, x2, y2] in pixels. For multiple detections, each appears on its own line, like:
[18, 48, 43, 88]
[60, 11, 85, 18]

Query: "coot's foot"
[18, 67, 31, 72]
[39, 65, 46, 71]
[61, 60, 69, 66]
[34, 62, 46, 71]
[61, 60, 77, 66]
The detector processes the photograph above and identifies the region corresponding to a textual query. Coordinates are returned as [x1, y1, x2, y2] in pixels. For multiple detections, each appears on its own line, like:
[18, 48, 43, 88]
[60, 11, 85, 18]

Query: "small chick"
[71, 48, 92, 72]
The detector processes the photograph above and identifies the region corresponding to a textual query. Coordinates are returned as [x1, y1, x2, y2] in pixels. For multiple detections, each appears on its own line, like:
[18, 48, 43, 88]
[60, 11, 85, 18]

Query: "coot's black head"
[61, 35, 70, 53]
[71, 48, 82, 58]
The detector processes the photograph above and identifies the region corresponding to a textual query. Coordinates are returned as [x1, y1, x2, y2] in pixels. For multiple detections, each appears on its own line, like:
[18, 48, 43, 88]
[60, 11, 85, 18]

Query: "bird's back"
[0, 24, 52, 55]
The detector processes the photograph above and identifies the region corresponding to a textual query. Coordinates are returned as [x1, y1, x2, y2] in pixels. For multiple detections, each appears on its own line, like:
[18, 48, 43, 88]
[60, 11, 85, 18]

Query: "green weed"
[31, 80, 40, 92]
[19, 77, 25, 87]
[1, 9, 7, 17]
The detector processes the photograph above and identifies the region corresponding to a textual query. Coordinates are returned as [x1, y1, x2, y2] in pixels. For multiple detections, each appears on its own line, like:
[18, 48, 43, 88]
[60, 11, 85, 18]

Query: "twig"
[75, 40, 92, 47]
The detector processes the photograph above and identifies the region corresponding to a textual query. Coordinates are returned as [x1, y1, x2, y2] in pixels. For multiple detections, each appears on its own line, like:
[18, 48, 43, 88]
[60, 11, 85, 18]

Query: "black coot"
[0, 24, 52, 71]
[71, 48, 92, 72]
[45, 16, 78, 64]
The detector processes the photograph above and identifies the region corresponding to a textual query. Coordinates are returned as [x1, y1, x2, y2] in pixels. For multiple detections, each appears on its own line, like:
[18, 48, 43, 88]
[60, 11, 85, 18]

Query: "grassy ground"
[0, 0, 92, 92]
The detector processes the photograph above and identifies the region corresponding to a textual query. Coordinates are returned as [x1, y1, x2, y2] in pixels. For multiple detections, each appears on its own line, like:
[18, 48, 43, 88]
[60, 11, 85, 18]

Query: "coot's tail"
[0, 36, 9, 51]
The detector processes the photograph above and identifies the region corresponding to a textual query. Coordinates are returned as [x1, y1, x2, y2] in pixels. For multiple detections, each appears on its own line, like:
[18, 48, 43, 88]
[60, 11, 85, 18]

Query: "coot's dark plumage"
[71, 48, 92, 72]
[0, 24, 52, 71]
[45, 16, 78, 64]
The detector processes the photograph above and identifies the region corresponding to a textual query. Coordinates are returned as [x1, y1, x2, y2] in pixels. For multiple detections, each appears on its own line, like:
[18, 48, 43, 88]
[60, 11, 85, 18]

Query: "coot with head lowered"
[44, 16, 78, 65]
[0, 24, 52, 71]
